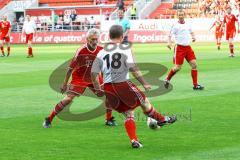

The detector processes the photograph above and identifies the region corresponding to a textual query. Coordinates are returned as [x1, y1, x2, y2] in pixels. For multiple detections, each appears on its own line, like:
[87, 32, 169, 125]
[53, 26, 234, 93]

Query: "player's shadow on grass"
[48, 60, 173, 121]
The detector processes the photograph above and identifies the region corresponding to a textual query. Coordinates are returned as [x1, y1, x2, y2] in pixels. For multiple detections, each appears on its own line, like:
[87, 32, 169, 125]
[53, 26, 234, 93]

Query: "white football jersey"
[170, 21, 193, 46]
[91, 43, 135, 83]
[23, 20, 36, 34]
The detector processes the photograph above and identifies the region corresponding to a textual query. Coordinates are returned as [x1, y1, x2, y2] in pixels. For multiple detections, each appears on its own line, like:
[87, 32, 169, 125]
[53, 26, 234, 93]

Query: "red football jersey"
[214, 20, 223, 32]
[69, 45, 103, 85]
[223, 14, 238, 32]
[0, 21, 2, 32]
[0, 20, 11, 36]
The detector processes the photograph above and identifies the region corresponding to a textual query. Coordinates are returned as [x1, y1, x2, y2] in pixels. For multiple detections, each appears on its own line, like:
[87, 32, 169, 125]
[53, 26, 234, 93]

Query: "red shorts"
[226, 30, 236, 40]
[0, 34, 10, 42]
[67, 83, 96, 96]
[26, 33, 33, 43]
[104, 81, 146, 113]
[215, 31, 223, 39]
[67, 76, 103, 96]
[173, 45, 196, 65]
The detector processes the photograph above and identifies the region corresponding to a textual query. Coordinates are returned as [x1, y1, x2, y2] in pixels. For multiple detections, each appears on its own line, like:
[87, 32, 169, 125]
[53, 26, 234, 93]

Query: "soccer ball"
[147, 117, 160, 129]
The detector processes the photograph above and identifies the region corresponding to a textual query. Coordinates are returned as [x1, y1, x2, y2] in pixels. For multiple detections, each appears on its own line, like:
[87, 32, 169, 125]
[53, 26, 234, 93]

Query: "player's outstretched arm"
[167, 34, 172, 50]
[7, 26, 11, 37]
[237, 21, 240, 33]
[91, 58, 104, 97]
[129, 66, 151, 91]
[221, 18, 225, 31]
[209, 23, 215, 31]
[191, 32, 196, 42]
[91, 72, 104, 97]
[61, 68, 73, 94]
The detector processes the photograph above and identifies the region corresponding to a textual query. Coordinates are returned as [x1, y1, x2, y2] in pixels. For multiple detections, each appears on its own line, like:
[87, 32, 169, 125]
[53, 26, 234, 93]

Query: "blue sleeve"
[126, 19, 131, 29]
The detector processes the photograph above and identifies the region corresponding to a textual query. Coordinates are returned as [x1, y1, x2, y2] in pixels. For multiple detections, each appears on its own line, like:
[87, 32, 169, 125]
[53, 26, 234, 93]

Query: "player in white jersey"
[91, 25, 177, 148]
[165, 10, 204, 90]
[22, 15, 36, 58]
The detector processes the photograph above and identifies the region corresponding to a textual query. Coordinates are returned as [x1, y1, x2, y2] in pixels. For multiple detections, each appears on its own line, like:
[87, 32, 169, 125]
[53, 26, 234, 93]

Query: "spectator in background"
[70, 10, 77, 22]
[105, 10, 110, 20]
[19, 15, 24, 24]
[70, 10, 77, 30]
[116, 9, 130, 43]
[12, 17, 17, 31]
[56, 17, 63, 30]
[47, 16, 53, 31]
[117, 0, 124, 10]
[89, 16, 95, 28]
[59, 12, 64, 21]
[64, 15, 71, 30]
[35, 16, 41, 31]
[54, 14, 59, 26]
[40, 14, 47, 31]
[96, 0, 100, 5]
[83, 17, 90, 30]
[130, 4, 137, 20]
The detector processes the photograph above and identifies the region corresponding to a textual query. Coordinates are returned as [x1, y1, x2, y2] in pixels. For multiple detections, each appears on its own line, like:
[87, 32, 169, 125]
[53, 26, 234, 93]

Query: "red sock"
[106, 109, 112, 121]
[191, 69, 198, 87]
[166, 69, 176, 81]
[7, 47, 10, 55]
[28, 47, 33, 56]
[124, 117, 138, 141]
[144, 106, 165, 122]
[1, 46, 4, 54]
[49, 101, 66, 122]
[229, 44, 234, 54]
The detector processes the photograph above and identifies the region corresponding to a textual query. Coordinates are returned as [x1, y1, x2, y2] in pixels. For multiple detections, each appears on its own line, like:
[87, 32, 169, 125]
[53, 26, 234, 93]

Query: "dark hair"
[177, 9, 185, 15]
[109, 25, 123, 39]
[118, 8, 124, 12]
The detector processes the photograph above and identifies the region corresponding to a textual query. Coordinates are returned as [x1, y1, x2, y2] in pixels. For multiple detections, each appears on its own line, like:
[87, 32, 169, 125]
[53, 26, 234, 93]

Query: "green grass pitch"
[0, 43, 240, 160]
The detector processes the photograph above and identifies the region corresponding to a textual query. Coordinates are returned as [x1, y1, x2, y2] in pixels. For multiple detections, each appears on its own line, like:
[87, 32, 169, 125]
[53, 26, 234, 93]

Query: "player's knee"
[174, 66, 181, 72]
[63, 96, 74, 104]
[190, 62, 197, 69]
[123, 110, 134, 118]
[140, 98, 151, 112]
[191, 63, 197, 69]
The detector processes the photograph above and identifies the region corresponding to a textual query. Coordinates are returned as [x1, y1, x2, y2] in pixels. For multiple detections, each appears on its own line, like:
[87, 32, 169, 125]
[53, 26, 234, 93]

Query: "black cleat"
[229, 54, 235, 58]
[1, 54, 5, 57]
[164, 80, 170, 89]
[43, 117, 51, 128]
[131, 140, 143, 148]
[105, 116, 117, 126]
[217, 46, 220, 50]
[157, 115, 177, 127]
[193, 84, 204, 90]
[7, 53, 10, 57]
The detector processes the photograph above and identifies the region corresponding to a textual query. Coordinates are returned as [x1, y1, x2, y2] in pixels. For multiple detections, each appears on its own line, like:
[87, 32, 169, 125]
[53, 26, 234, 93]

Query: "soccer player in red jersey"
[210, 16, 224, 50]
[222, 7, 239, 57]
[43, 28, 116, 128]
[91, 25, 177, 148]
[165, 10, 204, 90]
[0, 15, 11, 57]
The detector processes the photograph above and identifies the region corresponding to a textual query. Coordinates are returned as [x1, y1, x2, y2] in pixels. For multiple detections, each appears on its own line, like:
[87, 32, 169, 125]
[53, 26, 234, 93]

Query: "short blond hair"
[86, 28, 100, 38]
